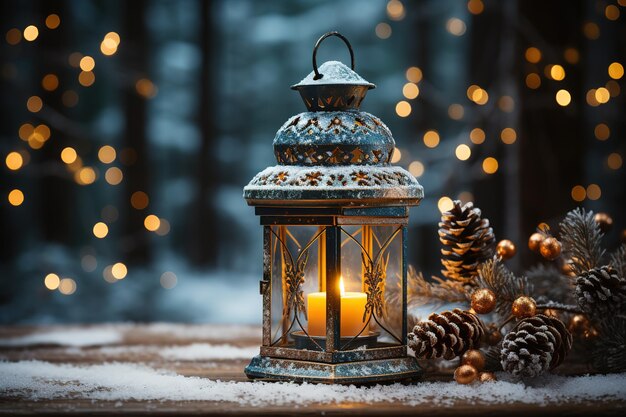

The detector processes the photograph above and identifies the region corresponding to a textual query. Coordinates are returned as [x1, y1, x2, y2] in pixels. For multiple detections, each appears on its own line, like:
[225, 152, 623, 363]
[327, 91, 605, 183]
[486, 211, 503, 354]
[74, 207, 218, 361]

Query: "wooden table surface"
[0, 324, 624, 416]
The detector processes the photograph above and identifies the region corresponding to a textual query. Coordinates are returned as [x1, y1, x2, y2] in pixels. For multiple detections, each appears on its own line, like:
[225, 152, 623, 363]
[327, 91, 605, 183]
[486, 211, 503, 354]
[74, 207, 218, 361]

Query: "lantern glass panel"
[269, 225, 324, 348]
[339, 225, 403, 347]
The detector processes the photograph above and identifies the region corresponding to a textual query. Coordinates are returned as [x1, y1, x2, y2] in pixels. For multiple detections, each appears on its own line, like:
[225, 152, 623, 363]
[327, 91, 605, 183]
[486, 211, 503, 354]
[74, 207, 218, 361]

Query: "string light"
[605, 5, 620, 20]
[469, 128, 485, 144]
[58, 278, 76, 295]
[608, 62, 624, 80]
[76, 167, 96, 185]
[402, 83, 419, 99]
[131, 191, 149, 209]
[105, 167, 123, 185]
[42, 74, 59, 91]
[395, 101, 411, 117]
[92, 222, 109, 238]
[26, 96, 43, 113]
[391, 148, 402, 163]
[111, 263, 127, 280]
[525, 73, 541, 89]
[45, 14, 61, 29]
[156, 219, 171, 236]
[482, 157, 498, 174]
[160, 272, 178, 289]
[8, 189, 24, 206]
[6, 28, 21, 45]
[23, 25, 38, 41]
[594, 123, 610, 140]
[446, 18, 466, 36]
[571, 185, 586, 202]
[144, 214, 161, 231]
[19, 123, 34, 141]
[586, 184, 601, 200]
[98, 145, 116, 164]
[525, 47, 541, 63]
[583, 22, 600, 40]
[555, 89, 571, 106]
[135, 78, 158, 98]
[405, 67, 422, 83]
[386, 0, 405, 21]
[607, 153, 622, 170]
[78, 71, 95, 87]
[586, 89, 599, 106]
[448, 104, 464, 120]
[60, 147, 77, 164]
[5, 152, 23, 170]
[595, 87, 610, 104]
[101, 32, 120, 56]
[467, 0, 484, 15]
[549, 65, 566, 81]
[455, 144, 471, 160]
[44, 273, 60, 290]
[408, 160, 424, 177]
[375, 23, 392, 39]
[437, 196, 454, 213]
[423, 130, 440, 148]
[500, 128, 517, 144]
[79, 56, 95, 71]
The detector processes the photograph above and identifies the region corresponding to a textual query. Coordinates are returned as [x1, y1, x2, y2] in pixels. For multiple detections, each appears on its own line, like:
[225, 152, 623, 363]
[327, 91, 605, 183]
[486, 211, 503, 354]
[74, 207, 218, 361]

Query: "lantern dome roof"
[291, 61, 375, 89]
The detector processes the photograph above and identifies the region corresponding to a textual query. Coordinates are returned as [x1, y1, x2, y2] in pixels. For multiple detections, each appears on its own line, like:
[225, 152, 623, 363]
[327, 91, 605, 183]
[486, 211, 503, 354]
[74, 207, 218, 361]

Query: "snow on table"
[0, 324, 624, 415]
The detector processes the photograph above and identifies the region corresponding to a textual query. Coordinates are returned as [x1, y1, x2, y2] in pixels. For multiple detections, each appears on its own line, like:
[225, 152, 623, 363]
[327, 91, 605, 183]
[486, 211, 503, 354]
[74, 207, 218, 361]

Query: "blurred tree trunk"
[517, 0, 585, 266]
[188, 0, 218, 267]
[122, 0, 151, 264]
[39, 0, 74, 245]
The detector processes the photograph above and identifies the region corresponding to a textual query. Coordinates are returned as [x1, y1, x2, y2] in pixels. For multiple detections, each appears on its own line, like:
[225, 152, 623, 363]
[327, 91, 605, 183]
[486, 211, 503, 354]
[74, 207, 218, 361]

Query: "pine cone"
[501, 314, 572, 378]
[439, 201, 496, 284]
[575, 266, 626, 314]
[408, 309, 484, 360]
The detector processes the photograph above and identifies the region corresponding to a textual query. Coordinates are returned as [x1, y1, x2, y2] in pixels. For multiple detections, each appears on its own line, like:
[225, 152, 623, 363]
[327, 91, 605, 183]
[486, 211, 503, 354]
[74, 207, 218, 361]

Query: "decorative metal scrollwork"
[283, 249, 308, 319]
[362, 252, 388, 322]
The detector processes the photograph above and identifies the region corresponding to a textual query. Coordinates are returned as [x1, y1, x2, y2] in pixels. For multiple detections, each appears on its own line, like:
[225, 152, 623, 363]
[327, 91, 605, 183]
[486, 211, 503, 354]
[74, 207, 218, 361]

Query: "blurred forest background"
[1, 0, 624, 324]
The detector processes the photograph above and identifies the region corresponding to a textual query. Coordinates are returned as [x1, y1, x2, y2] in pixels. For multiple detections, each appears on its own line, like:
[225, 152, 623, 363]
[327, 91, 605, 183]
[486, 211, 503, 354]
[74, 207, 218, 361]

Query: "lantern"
[243, 32, 423, 384]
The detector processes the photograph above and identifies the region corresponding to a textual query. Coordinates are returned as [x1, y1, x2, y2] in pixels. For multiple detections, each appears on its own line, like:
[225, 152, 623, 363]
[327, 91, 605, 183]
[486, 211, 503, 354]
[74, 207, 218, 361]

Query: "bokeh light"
[144, 214, 161, 231]
[44, 273, 60, 290]
[423, 130, 440, 148]
[482, 157, 498, 174]
[8, 189, 24, 206]
[455, 144, 471, 160]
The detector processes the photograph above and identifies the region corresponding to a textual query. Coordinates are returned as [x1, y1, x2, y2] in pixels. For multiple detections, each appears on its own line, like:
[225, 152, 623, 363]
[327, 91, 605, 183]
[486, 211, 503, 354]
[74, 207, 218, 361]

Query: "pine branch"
[525, 264, 576, 305]
[592, 315, 626, 373]
[407, 266, 468, 304]
[559, 208, 605, 276]
[475, 257, 533, 317]
[610, 244, 626, 278]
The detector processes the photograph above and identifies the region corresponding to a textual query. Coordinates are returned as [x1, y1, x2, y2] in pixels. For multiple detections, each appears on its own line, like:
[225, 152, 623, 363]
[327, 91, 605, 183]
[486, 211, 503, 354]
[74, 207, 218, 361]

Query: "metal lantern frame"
[243, 32, 424, 384]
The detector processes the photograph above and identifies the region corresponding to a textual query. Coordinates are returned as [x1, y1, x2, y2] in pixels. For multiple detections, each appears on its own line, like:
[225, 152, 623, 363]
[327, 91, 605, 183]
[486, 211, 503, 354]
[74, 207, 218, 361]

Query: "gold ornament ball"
[528, 232, 545, 252]
[496, 239, 517, 260]
[512, 296, 537, 318]
[479, 372, 497, 382]
[594, 212, 613, 233]
[568, 314, 590, 335]
[471, 288, 497, 314]
[461, 349, 485, 371]
[539, 237, 562, 260]
[454, 364, 478, 385]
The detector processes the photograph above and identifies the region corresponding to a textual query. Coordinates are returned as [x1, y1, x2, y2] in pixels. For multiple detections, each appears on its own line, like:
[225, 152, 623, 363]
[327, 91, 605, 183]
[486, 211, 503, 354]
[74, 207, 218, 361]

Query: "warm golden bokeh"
[555, 89, 571, 106]
[586, 184, 601, 200]
[111, 262, 128, 279]
[607, 153, 622, 170]
[78, 71, 95, 87]
[23, 25, 38, 41]
[448, 104, 464, 120]
[79, 56, 95, 71]
[446, 18, 466, 36]
[76, 167, 97, 185]
[395, 100, 411, 117]
[93, 222, 109, 239]
[467, 0, 484, 15]
[594, 123, 610, 141]
[44, 273, 60, 290]
[98, 145, 116, 164]
[45, 14, 61, 29]
[386, 0, 405, 20]
[27, 96, 43, 113]
[135, 78, 158, 98]
[402, 83, 419, 99]
[525, 73, 541, 89]
[525, 47, 541, 63]
[42, 74, 59, 91]
[408, 160, 424, 177]
[375, 22, 392, 39]
[423, 130, 440, 148]
[571, 185, 586, 202]
[6, 28, 21, 45]
[5, 151, 23, 170]
[608, 62, 624, 80]
[8, 189, 24, 206]
[482, 157, 498, 174]
[131, 191, 149, 209]
[500, 128, 517, 144]
[390, 148, 402, 163]
[455, 144, 471, 160]
[105, 167, 123, 185]
[405, 67, 422, 83]
[144, 214, 161, 231]
[437, 196, 454, 213]
[60, 147, 77, 164]
[470, 128, 485, 144]
[58, 278, 76, 295]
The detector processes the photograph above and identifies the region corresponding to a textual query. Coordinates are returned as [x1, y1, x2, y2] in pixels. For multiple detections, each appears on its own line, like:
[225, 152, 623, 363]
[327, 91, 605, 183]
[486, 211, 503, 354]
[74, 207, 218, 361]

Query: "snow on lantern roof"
[291, 61, 375, 89]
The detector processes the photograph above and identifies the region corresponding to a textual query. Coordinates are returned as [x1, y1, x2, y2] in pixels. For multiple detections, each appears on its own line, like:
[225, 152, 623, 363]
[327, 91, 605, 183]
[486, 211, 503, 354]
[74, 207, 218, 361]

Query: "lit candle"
[307, 277, 367, 337]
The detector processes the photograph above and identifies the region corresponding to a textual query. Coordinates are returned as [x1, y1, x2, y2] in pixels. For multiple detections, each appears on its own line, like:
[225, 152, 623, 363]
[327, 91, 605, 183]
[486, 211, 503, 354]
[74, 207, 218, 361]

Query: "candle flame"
[339, 276, 345, 296]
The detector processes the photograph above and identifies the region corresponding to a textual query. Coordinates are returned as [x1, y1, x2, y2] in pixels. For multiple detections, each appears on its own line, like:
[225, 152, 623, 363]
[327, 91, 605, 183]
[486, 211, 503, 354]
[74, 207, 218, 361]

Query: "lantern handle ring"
[312, 31, 355, 80]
